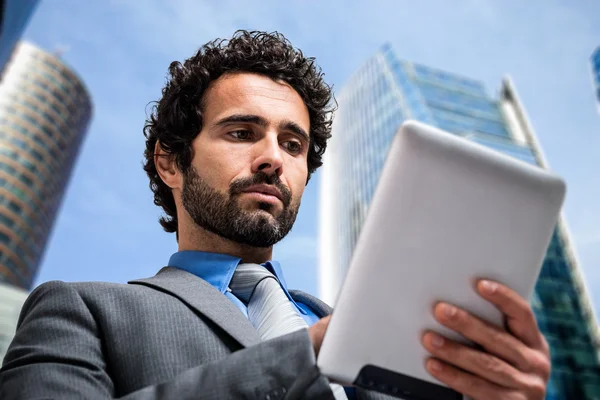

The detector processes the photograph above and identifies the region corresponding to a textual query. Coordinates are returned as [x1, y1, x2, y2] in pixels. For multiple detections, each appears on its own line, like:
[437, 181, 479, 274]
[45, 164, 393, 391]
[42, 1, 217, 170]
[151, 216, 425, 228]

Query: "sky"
[19, 1, 600, 313]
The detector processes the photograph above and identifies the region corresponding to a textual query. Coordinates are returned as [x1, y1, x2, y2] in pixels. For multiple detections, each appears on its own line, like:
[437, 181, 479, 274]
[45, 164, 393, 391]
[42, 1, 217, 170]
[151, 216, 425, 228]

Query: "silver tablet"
[317, 120, 566, 400]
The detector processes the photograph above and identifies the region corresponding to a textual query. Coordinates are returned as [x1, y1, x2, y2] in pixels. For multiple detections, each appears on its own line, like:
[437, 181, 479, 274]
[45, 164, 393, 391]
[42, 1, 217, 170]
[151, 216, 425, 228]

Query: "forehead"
[202, 73, 310, 128]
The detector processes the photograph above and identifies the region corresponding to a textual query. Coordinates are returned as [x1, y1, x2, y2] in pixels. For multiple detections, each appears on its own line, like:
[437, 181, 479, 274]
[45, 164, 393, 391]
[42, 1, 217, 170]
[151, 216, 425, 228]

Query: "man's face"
[181, 73, 310, 248]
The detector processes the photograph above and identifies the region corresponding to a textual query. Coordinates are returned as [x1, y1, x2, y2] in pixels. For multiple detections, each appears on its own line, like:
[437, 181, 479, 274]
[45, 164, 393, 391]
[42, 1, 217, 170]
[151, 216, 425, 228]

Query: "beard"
[181, 166, 300, 248]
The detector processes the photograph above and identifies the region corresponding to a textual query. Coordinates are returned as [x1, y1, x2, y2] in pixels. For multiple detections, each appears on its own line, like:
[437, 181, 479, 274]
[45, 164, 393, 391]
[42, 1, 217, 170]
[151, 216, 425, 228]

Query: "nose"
[251, 134, 284, 177]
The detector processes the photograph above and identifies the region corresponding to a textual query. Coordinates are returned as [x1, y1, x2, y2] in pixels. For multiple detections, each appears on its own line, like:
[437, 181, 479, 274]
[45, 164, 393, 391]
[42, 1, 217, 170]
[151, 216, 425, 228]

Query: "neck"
[177, 223, 273, 264]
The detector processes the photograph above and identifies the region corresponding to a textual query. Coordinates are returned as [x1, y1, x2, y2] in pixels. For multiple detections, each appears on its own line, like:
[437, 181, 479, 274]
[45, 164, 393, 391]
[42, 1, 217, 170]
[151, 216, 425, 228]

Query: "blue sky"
[22, 1, 600, 313]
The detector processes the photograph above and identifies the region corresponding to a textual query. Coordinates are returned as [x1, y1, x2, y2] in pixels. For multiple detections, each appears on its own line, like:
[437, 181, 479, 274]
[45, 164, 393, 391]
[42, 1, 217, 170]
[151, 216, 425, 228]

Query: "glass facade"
[0, 0, 40, 77]
[319, 45, 600, 399]
[0, 41, 92, 290]
[0, 281, 27, 362]
[592, 46, 600, 112]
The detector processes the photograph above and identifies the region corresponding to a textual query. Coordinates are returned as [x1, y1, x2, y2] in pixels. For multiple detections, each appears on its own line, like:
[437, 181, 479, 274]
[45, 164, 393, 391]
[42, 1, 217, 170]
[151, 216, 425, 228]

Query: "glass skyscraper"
[0, 41, 92, 290]
[0, 281, 28, 362]
[592, 46, 600, 112]
[319, 44, 600, 399]
[0, 0, 40, 77]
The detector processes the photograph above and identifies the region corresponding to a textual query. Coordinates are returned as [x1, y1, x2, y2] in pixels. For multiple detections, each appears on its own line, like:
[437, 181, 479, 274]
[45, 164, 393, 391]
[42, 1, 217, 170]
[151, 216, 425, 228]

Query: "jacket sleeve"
[0, 281, 335, 400]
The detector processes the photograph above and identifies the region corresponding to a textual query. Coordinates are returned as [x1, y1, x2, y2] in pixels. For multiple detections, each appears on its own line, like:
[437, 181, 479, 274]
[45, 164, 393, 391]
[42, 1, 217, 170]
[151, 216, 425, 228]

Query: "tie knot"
[229, 263, 278, 302]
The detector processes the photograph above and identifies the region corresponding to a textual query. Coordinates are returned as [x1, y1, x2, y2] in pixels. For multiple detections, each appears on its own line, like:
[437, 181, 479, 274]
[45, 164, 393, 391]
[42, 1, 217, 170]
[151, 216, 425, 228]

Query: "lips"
[241, 184, 283, 202]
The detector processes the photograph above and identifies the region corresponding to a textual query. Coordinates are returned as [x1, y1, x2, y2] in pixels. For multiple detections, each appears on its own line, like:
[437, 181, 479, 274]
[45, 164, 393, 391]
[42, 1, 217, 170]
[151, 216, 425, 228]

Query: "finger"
[310, 315, 331, 356]
[425, 358, 518, 400]
[477, 280, 544, 350]
[434, 302, 535, 372]
[422, 331, 526, 389]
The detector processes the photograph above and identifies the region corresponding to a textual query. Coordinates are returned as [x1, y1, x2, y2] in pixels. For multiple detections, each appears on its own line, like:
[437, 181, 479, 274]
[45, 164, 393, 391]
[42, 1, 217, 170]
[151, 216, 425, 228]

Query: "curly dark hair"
[143, 30, 335, 235]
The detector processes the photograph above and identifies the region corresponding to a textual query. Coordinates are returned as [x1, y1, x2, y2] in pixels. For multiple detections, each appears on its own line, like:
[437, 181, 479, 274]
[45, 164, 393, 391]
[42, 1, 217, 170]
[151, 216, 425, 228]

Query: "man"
[0, 31, 550, 399]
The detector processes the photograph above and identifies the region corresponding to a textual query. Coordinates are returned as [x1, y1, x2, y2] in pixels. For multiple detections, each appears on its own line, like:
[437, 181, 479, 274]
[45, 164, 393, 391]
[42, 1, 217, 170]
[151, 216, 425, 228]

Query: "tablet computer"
[316, 120, 566, 400]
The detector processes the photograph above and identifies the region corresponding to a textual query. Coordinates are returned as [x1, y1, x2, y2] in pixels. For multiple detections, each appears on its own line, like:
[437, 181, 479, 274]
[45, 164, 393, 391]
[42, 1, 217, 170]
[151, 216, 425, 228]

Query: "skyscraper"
[319, 45, 600, 399]
[0, 41, 92, 290]
[0, 281, 28, 363]
[591, 46, 600, 112]
[0, 0, 40, 76]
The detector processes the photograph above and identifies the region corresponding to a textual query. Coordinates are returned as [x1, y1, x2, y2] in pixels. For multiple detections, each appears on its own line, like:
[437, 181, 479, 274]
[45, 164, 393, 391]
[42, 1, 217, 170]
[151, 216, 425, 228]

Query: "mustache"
[229, 172, 292, 207]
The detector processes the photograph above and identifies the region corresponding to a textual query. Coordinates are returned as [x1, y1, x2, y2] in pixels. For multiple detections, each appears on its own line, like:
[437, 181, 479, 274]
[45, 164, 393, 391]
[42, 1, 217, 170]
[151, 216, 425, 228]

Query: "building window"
[4, 257, 20, 274]
[0, 214, 15, 228]
[7, 201, 22, 215]
[19, 174, 33, 187]
[0, 231, 10, 245]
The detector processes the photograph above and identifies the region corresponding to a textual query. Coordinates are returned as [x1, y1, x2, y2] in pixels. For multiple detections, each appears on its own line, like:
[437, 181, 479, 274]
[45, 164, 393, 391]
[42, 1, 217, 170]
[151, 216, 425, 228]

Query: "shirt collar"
[168, 251, 240, 293]
[167, 251, 306, 314]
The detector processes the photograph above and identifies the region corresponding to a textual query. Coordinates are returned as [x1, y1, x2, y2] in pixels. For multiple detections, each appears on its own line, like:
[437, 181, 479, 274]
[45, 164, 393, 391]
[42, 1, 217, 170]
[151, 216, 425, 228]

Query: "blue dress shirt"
[167, 251, 321, 325]
[168, 250, 356, 399]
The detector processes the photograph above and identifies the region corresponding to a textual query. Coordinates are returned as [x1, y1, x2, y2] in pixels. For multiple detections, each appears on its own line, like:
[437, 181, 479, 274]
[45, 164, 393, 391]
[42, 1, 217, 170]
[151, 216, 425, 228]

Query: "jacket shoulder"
[22, 279, 156, 318]
[32, 279, 151, 296]
[289, 289, 332, 317]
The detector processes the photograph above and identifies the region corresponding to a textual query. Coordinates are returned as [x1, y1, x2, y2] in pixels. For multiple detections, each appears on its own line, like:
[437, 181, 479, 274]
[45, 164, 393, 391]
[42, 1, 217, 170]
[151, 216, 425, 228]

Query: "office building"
[592, 46, 600, 112]
[0, 0, 40, 76]
[319, 44, 600, 398]
[0, 41, 92, 290]
[0, 281, 27, 362]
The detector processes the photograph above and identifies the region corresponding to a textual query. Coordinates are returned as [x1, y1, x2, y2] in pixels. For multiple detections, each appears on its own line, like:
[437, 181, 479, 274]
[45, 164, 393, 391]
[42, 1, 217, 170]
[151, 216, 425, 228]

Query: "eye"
[229, 130, 253, 140]
[283, 140, 303, 154]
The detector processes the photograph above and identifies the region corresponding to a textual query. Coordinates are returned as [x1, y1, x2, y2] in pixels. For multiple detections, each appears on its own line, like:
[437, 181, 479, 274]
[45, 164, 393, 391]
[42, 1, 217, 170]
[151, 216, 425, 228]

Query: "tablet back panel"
[317, 120, 566, 399]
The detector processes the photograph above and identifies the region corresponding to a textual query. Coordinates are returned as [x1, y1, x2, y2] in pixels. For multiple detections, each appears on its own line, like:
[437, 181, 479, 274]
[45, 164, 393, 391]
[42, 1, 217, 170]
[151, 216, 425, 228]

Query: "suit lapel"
[129, 267, 261, 348]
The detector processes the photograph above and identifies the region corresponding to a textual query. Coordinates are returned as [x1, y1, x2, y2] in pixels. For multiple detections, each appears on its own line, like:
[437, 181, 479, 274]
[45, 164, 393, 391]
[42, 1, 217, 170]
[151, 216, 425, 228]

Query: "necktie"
[229, 263, 348, 400]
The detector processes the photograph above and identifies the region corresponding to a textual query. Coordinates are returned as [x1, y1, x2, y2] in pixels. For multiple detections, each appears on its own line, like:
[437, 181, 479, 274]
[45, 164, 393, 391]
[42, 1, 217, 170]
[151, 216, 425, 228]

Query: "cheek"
[292, 186, 305, 205]
[286, 161, 308, 202]
[192, 151, 239, 190]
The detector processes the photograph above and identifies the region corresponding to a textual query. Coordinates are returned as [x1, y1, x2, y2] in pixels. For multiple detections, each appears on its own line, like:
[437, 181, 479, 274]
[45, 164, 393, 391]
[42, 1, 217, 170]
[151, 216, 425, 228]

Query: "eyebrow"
[215, 114, 310, 142]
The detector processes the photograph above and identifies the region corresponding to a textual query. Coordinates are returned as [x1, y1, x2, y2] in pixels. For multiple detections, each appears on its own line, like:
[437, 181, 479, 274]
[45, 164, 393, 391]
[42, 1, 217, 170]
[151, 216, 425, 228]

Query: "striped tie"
[229, 263, 348, 399]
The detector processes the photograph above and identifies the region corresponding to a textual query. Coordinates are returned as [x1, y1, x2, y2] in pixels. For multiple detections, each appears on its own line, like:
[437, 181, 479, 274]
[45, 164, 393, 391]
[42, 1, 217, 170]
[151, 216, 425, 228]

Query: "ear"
[154, 141, 182, 190]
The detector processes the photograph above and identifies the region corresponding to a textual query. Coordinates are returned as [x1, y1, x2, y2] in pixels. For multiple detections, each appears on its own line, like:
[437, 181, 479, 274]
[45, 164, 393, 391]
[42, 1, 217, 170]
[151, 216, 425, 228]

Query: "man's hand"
[422, 280, 551, 400]
[308, 315, 331, 356]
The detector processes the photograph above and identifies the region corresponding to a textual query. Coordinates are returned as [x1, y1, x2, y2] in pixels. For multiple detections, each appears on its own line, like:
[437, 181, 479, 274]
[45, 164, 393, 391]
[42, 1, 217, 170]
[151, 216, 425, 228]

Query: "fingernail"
[443, 304, 457, 318]
[431, 334, 445, 348]
[482, 280, 498, 294]
[428, 359, 443, 372]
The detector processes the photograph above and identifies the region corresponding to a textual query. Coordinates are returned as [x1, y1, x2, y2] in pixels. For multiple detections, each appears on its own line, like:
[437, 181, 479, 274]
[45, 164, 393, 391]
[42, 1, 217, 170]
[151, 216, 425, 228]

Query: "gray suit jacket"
[0, 267, 392, 399]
